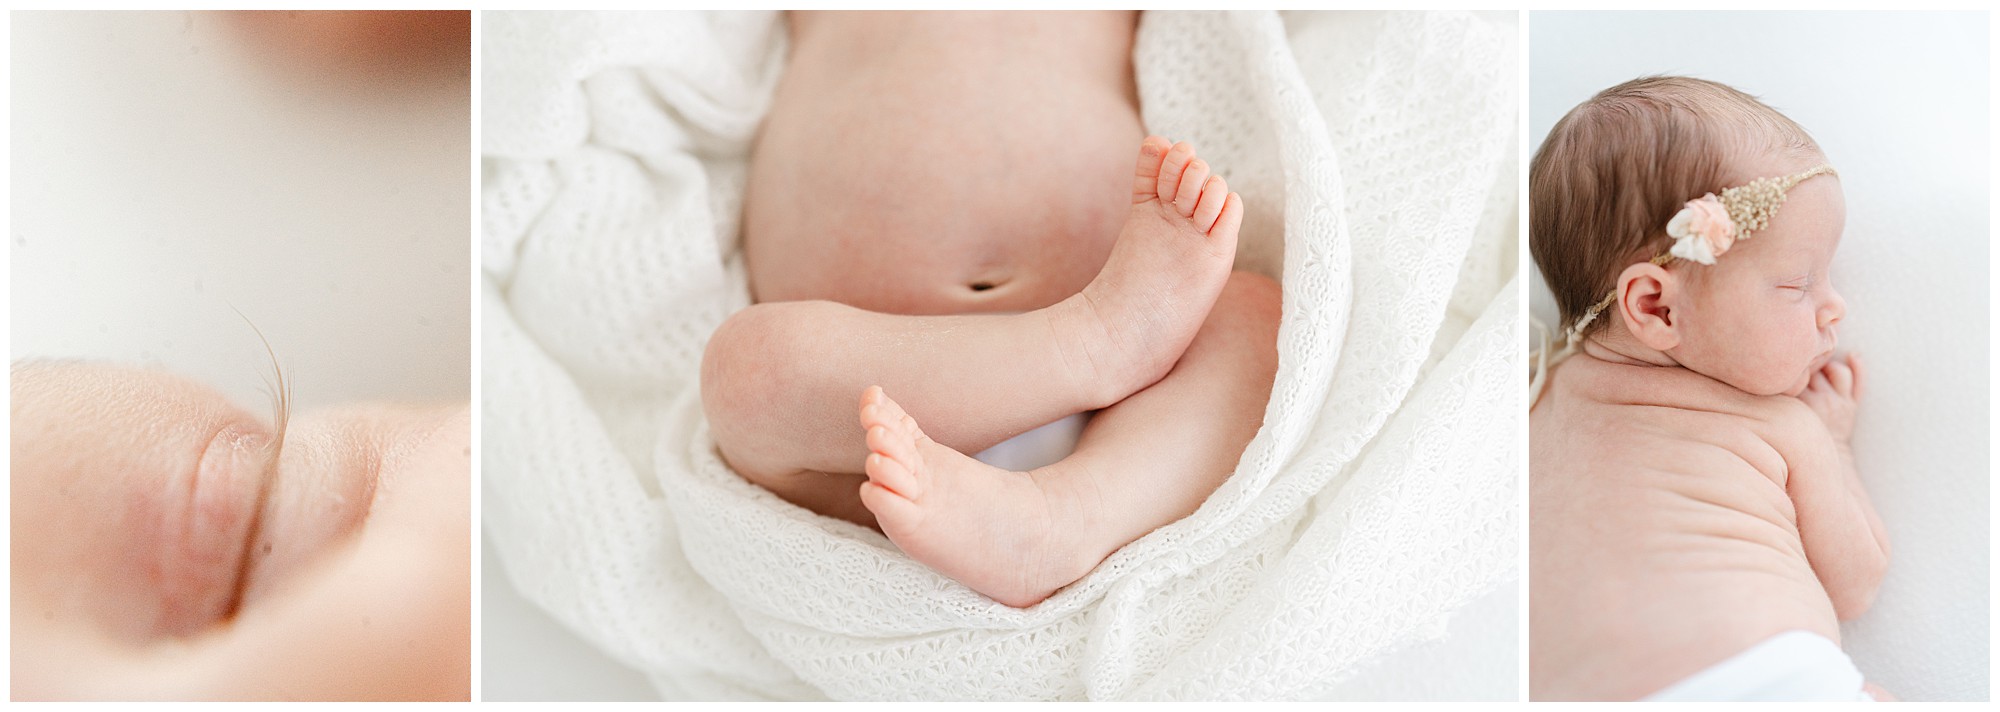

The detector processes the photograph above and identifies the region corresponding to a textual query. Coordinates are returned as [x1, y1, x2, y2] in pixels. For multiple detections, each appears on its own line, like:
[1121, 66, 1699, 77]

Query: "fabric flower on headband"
[1666, 194, 1737, 265]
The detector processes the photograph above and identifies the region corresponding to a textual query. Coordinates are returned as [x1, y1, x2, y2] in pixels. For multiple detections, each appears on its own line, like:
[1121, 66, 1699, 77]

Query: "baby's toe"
[859, 481, 923, 530]
[1172, 159, 1210, 217]
[866, 424, 918, 467]
[1214, 192, 1245, 237]
[1132, 136, 1173, 200]
[1154, 142, 1197, 204]
[1191, 175, 1229, 230]
[864, 452, 923, 499]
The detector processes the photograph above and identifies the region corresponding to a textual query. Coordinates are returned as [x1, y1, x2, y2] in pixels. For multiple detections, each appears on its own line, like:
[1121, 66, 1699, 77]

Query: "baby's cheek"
[1725, 338, 1801, 396]
[1783, 369, 1812, 397]
[238, 405, 466, 612]
[1732, 303, 1809, 392]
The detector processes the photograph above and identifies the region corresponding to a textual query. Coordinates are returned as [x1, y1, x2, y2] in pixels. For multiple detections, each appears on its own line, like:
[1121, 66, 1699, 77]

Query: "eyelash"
[223, 314, 293, 623]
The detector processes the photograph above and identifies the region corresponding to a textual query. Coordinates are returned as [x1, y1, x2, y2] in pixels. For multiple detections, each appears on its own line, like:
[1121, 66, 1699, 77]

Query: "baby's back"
[744, 11, 1144, 316]
[1530, 356, 1839, 700]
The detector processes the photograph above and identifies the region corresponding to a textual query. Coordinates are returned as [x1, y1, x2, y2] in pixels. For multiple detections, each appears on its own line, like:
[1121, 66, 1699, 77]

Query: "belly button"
[966, 276, 1010, 293]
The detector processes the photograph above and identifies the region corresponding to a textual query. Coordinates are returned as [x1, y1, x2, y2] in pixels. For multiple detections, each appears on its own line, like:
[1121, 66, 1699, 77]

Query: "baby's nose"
[1820, 288, 1847, 329]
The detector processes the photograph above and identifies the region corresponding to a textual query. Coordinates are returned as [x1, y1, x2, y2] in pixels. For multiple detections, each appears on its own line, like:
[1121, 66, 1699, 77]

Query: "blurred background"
[10, 11, 470, 409]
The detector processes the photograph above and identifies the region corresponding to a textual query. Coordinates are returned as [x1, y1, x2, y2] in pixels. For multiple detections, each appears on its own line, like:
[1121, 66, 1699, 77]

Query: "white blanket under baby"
[1645, 631, 1871, 702]
[482, 11, 1519, 700]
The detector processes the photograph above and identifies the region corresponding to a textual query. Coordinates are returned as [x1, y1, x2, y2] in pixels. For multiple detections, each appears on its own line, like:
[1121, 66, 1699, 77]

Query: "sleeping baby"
[1528, 76, 1890, 700]
[700, 11, 1281, 607]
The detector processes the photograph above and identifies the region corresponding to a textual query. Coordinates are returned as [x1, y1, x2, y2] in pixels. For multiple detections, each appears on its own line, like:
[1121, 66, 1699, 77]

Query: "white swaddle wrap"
[483, 11, 1518, 699]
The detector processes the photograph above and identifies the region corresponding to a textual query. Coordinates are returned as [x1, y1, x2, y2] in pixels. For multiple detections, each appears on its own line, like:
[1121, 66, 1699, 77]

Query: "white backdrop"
[10, 12, 470, 408]
[1530, 11, 1989, 701]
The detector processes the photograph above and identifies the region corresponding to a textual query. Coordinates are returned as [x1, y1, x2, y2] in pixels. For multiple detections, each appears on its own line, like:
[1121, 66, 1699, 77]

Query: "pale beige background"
[10, 11, 469, 408]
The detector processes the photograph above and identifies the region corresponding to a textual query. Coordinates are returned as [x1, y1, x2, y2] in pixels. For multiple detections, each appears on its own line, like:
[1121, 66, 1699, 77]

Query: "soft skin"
[702, 11, 1276, 607]
[1530, 155, 1889, 700]
[11, 361, 469, 701]
[1618, 170, 1850, 397]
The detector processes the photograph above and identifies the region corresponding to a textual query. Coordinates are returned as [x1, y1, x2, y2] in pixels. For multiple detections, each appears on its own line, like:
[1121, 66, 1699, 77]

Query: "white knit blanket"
[483, 11, 1518, 700]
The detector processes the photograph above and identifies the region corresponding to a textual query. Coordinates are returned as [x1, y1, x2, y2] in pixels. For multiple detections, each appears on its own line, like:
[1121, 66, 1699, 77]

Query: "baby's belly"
[742, 11, 1144, 315]
[1531, 425, 1840, 700]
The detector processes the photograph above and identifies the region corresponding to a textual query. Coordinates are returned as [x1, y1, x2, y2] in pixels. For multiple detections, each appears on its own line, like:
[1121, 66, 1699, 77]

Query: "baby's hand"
[1798, 352, 1863, 445]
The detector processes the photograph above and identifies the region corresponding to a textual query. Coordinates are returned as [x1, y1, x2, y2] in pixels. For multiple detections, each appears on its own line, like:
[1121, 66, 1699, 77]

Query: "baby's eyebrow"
[1776, 235, 1833, 264]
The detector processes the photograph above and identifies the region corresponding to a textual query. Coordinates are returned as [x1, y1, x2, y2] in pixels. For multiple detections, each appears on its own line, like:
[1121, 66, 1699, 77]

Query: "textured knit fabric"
[483, 10, 1518, 700]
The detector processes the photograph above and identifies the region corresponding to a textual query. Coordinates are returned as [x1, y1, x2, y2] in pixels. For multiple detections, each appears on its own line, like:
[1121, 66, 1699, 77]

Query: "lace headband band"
[1565, 163, 1837, 339]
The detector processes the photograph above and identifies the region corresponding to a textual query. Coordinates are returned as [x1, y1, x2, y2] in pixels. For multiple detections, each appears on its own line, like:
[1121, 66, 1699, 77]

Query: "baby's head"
[1532, 76, 1846, 396]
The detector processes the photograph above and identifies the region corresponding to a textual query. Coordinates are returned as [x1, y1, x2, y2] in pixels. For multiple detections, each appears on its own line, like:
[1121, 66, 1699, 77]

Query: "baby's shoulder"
[1659, 388, 1837, 494]
[1546, 358, 1826, 464]
[1740, 393, 1839, 468]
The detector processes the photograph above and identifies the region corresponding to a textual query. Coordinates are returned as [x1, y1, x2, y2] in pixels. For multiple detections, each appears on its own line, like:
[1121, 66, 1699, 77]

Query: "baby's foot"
[1059, 137, 1244, 405]
[856, 386, 1102, 607]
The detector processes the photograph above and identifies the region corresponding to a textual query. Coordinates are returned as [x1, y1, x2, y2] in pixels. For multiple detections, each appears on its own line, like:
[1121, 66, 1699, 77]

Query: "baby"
[1528, 77, 1890, 700]
[700, 11, 1281, 607]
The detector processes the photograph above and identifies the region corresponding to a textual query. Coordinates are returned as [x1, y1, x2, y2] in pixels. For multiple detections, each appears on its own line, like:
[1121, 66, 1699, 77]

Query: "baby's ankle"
[1027, 462, 1120, 573]
[1045, 293, 1164, 409]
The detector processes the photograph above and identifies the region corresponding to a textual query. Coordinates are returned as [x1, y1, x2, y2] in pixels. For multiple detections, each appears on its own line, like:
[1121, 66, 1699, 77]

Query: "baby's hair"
[1530, 75, 1821, 334]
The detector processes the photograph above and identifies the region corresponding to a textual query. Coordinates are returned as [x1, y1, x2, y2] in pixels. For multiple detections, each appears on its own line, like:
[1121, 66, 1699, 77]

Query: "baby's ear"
[1615, 262, 1681, 351]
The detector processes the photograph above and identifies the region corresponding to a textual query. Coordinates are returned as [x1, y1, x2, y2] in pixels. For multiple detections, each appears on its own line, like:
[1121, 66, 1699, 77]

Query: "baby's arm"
[1788, 353, 1890, 619]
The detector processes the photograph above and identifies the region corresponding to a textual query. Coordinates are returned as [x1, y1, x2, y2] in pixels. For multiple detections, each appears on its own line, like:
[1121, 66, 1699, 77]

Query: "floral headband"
[1566, 163, 1838, 338]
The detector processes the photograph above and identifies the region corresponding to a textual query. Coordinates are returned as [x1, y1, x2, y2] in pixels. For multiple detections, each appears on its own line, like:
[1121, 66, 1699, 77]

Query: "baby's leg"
[857, 272, 1280, 606]
[704, 301, 1109, 483]
[705, 138, 1242, 491]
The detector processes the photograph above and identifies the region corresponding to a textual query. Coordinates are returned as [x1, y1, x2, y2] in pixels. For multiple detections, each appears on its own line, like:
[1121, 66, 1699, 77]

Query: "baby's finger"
[1824, 358, 1853, 397]
[1846, 352, 1865, 401]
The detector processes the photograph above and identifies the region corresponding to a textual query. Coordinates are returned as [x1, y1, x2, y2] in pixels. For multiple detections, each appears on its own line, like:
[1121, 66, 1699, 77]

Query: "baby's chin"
[1709, 362, 1815, 397]
[1780, 354, 1833, 396]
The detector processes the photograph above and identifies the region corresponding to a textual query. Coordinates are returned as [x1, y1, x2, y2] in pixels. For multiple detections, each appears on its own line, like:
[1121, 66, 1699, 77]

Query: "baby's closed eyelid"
[11, 362, 294, 644]
[151, 419, 273, 638]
